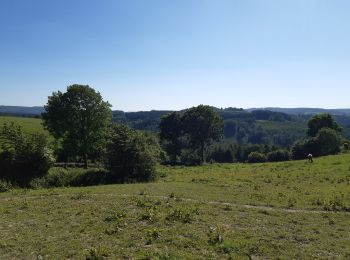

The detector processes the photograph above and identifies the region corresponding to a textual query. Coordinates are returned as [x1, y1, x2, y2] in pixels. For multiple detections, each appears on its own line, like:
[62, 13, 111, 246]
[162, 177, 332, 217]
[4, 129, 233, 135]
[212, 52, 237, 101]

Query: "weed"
[70, 192, 89, 200]
[323, 196, 350, 212]
[104, 210, 126, 222]
[287, 198, 296, 208]
[139, 189, 147, 195]
[223, 205, 232, 211]
[166, 206, 199, 223]
[208, 225, 224, 245]
[140, 207, 157, 222]
[146, 228, 161, 244]
[218, 239, 258, 258]
[84, 245, 110, 260]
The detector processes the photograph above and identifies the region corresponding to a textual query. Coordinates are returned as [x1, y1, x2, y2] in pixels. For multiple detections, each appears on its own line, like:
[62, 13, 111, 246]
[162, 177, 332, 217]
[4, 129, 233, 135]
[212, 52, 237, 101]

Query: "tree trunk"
[84, 153, 88, 169]
[201, 142, 205, 164]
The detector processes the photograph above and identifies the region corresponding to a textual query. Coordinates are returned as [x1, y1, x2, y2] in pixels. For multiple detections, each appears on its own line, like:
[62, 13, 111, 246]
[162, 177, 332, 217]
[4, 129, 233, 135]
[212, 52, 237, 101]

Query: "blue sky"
[1, 0, 349, 111]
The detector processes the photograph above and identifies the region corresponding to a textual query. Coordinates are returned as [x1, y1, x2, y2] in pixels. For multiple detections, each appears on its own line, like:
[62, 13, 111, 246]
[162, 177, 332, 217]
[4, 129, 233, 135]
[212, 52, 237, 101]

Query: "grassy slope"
[1, 154, 350, 259]
[0, 116, 47, 134]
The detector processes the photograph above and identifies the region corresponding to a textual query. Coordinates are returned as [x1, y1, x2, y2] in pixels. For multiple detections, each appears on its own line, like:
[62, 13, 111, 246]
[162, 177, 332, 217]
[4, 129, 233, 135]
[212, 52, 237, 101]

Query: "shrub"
[31, 167, 110, 188]
[107, 124, 158, 182]
[207, 144, 236, 163]
[0, 180, 12, 193]
[0, 123, 54, 186]
[180, 149, 202, 166]
[291, 140, 309, 160]
[247, 152, 266, 163]
[267, 150, 290, 162]
[292, 128, 341, 160]
[316, 128, 341, 156]
[207, 225, 224, 245]
[166, 206, 199, 223]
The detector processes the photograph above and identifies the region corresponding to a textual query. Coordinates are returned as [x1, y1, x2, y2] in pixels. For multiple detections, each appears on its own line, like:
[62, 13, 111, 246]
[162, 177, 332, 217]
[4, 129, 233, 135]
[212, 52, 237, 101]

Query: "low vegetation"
[0, 154, 349, 258]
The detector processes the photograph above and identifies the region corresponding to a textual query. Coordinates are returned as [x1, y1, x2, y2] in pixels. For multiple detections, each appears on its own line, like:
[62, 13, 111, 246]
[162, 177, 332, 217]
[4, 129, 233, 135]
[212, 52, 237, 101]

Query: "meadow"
[1, 154, 349, 259]
[0, 116, 47, 134]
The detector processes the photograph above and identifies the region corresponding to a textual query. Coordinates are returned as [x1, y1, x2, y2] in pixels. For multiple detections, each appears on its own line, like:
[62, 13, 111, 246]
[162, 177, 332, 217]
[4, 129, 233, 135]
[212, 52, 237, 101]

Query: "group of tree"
[111, 107, 308, 148]
[0, 85, 347, 186]
[0, 123, 54, 186]
[291, 114, 342, 159]
[0, 85, 159, 186]
[160, 110, 345, 165]
[159, 105, 224, 165]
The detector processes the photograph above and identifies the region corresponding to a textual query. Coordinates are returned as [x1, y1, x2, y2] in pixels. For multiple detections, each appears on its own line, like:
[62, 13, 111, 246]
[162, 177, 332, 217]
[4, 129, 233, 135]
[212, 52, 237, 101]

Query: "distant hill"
[0, 106, 44, 117]
[2, 105, 350, 117]
[246, 107, 350, 116]
[2, 105, 350, 145]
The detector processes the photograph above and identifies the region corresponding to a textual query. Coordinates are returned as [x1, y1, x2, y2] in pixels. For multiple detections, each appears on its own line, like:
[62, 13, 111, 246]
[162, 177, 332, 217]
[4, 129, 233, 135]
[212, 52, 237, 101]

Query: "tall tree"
[42, 85, 112, 168]
[107, 124, 159, 182]
[159, 112, 183, 164]
[316, 128, 341, 156]
[182, 105, 224, 163]
[307, 113, 341, 137]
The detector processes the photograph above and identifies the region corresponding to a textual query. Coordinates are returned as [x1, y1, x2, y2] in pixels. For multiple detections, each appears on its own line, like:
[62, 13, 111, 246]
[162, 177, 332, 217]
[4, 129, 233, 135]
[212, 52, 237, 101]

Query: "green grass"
[1, 154, 350, 258]
[0, 116, 47, 135]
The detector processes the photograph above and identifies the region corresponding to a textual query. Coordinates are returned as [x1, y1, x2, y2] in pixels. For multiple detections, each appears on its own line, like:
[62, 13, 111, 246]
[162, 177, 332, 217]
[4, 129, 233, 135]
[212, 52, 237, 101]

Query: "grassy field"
[1, 154, 350, 259]
[0, 116, 47, 135]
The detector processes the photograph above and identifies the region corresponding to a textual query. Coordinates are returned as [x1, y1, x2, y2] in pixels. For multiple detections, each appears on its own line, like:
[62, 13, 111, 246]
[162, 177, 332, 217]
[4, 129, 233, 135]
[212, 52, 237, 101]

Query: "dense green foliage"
[159, 112, 183, 164]
[42, 85, 112, 167]
[267, 149, 291, 162]
[291, 114, 343, 160]
[207, 143, 236, 163]
[30, 167, 110, 188]
[307, 113, 342, 137]
[106, 124, 159, 182]
[247, 152, 267, 163]
[0, 123, 54, 186]
[159, 105, 224, 164]
[182, 105, 224, 163]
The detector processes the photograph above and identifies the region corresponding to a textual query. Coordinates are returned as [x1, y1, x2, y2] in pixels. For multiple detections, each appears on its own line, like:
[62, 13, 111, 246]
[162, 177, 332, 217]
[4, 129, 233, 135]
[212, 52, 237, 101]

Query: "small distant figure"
[307, 153, 313, 163]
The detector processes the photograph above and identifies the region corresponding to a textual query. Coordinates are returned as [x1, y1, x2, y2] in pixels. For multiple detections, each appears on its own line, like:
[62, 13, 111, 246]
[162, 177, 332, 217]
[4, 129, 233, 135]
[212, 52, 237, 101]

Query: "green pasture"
[1, 154, 350, 259]
[0, 116, 47, 135]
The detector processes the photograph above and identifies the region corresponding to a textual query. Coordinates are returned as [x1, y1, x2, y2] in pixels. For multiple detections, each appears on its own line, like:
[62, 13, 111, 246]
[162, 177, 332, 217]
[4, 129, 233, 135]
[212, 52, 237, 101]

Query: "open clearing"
[1, 154, 350, 259]
[0, 116, 46, 135]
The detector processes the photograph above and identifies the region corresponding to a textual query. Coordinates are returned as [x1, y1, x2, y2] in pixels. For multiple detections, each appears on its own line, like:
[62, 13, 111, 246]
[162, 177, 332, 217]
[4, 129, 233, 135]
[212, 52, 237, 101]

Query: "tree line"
[0, 85, 347, 187]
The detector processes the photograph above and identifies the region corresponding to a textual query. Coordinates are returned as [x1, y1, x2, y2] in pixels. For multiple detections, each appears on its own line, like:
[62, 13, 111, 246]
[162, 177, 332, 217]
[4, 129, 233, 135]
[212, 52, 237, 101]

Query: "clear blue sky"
[1, 0, 350, 111]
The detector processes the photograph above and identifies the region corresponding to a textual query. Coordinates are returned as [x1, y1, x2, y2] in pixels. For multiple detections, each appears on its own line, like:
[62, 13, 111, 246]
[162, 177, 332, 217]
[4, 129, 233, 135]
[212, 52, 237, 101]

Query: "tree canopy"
[159, 112, 183, 164]
[182, 105, 224, 163]
[107, 124, 159, 182]
[0, 123, 54, 186]
[307, 113, 341, 137]
[42, 85, 112, 168]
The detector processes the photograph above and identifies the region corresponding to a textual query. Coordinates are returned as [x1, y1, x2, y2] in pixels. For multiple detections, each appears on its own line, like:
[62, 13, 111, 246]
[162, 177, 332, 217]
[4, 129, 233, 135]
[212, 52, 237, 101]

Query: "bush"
[30, 167, 110, 188]
[0, 123, 55, 186]
[291, 140, 304, 160]
[247, 152, 266, 163]
[107, 124, 159, 182]
[0, 180, 12, 193]
[267, 150, 290, 162]
[316, 128, 341, 156]
[207, 144, 236, 163]
[292, 128, 341, 160]
[180, 149, 202, 166]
